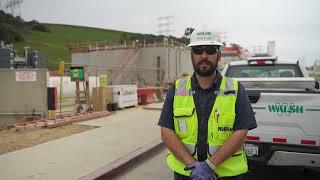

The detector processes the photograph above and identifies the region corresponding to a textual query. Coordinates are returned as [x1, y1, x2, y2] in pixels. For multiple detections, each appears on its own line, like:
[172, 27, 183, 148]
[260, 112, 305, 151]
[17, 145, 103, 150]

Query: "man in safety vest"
[158, 29, 257, 180]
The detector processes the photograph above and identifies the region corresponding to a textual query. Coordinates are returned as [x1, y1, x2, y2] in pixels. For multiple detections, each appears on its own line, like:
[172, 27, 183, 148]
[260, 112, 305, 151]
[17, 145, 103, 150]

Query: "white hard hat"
[188, 30, 223, 47]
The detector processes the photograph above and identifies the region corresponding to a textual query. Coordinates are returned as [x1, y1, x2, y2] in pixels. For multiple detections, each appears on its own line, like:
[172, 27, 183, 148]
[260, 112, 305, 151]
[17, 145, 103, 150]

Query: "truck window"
[226, 64, 303, 78]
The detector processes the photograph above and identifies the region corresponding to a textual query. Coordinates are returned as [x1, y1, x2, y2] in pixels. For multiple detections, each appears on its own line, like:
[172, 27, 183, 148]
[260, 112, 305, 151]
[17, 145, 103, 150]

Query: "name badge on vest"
[178, 120, 187, 133]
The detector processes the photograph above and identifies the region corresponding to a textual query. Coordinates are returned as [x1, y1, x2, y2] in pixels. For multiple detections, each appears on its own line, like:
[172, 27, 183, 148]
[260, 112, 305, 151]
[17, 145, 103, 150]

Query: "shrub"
[0, 23, 24, 42]
[32, 23, 51, 32]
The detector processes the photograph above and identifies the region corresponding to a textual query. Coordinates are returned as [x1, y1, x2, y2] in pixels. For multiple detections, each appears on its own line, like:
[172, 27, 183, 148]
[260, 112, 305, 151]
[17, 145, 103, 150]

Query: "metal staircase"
[111, 48, 141, 84]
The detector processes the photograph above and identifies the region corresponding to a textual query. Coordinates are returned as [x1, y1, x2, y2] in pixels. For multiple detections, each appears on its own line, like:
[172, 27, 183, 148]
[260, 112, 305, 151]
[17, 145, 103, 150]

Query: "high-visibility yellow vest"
[166, 75, 248, 177]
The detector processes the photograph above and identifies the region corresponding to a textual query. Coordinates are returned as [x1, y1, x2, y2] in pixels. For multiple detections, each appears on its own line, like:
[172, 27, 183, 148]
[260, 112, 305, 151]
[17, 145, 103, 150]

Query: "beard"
[192, 58, 217, 77]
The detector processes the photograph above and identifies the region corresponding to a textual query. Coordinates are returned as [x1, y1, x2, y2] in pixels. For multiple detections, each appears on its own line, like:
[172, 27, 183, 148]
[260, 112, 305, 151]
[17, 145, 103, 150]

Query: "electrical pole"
[156, 16, 174, 36]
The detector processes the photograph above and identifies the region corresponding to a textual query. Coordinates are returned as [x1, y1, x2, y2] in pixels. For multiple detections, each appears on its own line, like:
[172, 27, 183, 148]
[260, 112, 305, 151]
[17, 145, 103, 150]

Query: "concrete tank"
[71, 47, 193, 86]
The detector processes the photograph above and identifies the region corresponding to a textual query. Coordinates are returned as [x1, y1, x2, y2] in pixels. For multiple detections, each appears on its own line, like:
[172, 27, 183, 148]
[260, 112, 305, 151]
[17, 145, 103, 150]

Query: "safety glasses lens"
[192, 47, 204, 55]
[192, 46, 218, 55]
[205, 47, 218, 55]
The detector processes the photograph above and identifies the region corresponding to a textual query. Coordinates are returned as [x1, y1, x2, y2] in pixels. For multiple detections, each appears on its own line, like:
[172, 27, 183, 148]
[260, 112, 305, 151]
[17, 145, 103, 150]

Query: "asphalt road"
[117, 149, 320, 180]
[245, 163, 320, 180]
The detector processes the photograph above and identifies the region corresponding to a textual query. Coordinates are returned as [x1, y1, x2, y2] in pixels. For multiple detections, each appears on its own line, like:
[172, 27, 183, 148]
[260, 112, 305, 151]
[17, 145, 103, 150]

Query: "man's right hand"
[184, 162, 217, 180]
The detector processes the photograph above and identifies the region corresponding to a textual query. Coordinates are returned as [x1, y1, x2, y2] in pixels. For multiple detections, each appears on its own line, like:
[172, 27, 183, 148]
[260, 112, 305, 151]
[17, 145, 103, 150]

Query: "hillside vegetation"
[0, 11, 188, 70]
[13, 24, 134, 69]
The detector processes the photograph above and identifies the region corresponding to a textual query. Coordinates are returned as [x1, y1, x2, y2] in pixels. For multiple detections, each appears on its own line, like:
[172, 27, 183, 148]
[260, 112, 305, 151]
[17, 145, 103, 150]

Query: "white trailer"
[112, 85, 138, 109]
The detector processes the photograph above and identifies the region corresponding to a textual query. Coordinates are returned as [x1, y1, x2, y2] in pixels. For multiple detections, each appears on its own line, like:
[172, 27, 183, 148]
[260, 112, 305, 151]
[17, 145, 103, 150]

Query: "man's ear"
[218, 52, 221, 61]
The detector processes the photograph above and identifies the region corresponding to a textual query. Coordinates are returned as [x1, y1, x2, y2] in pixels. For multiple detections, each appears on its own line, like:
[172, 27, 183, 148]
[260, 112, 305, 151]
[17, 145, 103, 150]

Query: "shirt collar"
[191, 70, 222, 91]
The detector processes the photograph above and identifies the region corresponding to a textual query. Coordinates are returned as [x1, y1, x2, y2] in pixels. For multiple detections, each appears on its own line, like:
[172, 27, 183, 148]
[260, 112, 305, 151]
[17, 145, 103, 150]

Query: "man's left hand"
[185, 161, 217, 180]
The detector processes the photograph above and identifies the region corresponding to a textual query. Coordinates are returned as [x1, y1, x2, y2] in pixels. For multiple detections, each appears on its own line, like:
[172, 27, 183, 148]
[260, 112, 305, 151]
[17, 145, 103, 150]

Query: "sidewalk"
[143, 102, 164, 111]
[0, 107, 161, 180]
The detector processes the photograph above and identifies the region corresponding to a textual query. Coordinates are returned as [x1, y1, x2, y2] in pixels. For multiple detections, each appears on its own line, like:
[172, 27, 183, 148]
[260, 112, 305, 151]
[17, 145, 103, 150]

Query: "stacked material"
[92, 87, 113, 111]
[14, 111, 113, 130]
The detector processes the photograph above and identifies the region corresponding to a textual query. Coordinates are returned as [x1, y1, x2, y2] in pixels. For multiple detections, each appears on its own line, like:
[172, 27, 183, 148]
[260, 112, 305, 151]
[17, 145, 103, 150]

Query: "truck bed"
[234, 77, 317, 91]
[223, 59, 320, 167]
[247, 92, 320, 143]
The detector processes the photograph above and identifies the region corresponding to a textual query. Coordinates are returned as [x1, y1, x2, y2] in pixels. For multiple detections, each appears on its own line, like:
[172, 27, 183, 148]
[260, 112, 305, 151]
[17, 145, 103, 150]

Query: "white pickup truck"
[221, 56, 320, 168]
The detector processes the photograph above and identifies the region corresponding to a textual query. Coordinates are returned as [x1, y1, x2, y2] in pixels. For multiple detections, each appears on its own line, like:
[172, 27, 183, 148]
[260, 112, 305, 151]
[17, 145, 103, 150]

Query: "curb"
[78, 138, 164, 180]
[142, 106, 162, 111]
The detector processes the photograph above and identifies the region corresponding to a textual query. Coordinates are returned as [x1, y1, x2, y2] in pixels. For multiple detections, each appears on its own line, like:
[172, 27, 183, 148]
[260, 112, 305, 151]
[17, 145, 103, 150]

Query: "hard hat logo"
[196, 32, 212, 36]
[188, 29, 223, 47]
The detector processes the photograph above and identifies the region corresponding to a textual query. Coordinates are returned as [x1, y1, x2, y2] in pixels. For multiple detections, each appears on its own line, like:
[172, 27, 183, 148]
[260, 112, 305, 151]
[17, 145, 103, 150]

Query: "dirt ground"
[0, 124, 96, 155]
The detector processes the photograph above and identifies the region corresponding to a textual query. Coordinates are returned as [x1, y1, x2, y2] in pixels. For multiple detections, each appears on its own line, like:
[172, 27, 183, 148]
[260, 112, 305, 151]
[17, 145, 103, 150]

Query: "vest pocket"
[174, 108, 195, 137]
[174, 108, 195, 117]
[217, 113, 235, 141]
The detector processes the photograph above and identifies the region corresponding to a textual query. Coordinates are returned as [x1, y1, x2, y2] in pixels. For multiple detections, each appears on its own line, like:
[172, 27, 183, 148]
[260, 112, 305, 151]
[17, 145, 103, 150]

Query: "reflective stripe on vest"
[167, 75, 248, 177]
[208, 145, 243, 156]
[184, 143, 243, 156]
[219, 77, 237, 96]
[184, 143, 196, 155]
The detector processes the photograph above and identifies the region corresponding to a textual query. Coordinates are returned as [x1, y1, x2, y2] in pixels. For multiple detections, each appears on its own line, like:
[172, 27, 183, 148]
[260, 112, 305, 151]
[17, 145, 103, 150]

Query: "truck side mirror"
[315, 81, 319, 89]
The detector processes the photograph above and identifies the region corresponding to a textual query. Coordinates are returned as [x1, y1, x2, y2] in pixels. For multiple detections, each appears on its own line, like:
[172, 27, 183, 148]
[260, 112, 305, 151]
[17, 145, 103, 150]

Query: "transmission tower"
[215, 32, 228, 44]
[156, 16, 174, 36]
[251, 45, 265, 55]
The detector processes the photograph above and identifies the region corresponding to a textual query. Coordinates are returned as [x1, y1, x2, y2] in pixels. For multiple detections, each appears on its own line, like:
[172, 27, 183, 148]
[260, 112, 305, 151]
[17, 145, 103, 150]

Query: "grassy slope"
[13, 24, 131, 70]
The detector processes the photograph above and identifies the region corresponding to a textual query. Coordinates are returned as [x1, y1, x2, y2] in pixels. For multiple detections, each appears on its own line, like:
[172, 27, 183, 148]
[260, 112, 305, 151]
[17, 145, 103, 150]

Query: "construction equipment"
[0, 45, 44, 69]
[69, 66, 91, 113]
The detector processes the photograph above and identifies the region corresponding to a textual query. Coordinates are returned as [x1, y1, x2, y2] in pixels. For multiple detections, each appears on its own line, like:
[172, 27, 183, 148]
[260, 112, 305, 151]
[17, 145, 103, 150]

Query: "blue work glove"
[184, 161, 217, 180]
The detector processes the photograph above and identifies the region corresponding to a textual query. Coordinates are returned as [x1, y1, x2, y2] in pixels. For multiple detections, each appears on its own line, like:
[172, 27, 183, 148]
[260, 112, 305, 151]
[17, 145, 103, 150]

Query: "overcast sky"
[19, 0, 320, 66]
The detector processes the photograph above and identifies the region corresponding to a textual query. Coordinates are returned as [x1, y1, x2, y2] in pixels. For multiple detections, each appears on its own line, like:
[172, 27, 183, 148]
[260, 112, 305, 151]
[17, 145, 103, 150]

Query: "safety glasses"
[192, 46, 219, 55]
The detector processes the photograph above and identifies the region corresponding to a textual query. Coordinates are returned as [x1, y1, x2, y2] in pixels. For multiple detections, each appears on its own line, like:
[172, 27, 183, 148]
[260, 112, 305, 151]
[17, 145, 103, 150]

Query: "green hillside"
[13, 24, 143, 70]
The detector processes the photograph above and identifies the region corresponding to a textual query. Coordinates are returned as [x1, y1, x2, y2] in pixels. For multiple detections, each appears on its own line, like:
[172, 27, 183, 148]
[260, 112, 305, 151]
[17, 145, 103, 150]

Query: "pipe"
[0, 112, 44, 115]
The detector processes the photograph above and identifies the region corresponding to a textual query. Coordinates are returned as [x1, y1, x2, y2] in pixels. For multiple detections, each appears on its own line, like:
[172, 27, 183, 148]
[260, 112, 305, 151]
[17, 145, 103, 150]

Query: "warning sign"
[16, 71, 37, 81]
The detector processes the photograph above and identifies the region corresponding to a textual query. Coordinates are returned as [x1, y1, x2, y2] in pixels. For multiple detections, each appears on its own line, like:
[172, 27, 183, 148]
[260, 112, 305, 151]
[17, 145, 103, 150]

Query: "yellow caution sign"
[48, 110, 56, 118]
[99, 75, 108, 87]
[58, 60, 65, 76]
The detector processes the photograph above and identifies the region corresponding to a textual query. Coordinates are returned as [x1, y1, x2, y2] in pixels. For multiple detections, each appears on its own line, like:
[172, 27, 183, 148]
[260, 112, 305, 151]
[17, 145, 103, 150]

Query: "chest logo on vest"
[218, 126, 233, 132]
[176, 90, 192, 96]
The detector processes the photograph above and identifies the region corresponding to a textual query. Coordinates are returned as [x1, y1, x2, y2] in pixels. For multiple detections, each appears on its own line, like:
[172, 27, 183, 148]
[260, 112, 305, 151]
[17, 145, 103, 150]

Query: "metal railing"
[68, 40, 186, 53]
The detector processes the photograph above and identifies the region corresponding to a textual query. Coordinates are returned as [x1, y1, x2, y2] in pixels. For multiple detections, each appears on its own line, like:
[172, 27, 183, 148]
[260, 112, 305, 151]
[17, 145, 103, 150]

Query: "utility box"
[0, 69, 48, 129]
[0, 48, 15, 69]
[112, 85, 138, 109]
[70, 66, 85, 81]
[27, 51, 44, 68]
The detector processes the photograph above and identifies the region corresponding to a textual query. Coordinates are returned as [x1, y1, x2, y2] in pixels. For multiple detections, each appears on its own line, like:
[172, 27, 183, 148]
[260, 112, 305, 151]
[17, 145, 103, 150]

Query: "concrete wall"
[71, 47, 192, 86]
[72, 49, 137, 76]
[0, 69, 48, 129]
[136, 47, 192, 84]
